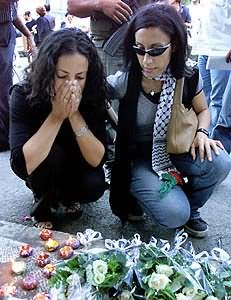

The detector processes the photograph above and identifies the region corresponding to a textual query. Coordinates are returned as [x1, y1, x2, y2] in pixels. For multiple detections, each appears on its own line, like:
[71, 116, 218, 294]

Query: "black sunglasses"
[133, 43, 171, 57]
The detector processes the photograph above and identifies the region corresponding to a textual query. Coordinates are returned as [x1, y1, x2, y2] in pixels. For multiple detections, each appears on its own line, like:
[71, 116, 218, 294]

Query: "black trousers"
[25, 144, 107, 218]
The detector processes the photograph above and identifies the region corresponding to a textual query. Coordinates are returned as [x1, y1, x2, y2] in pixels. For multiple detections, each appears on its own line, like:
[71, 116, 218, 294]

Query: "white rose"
[94, 272, 106, 285]
[182, 287, 198, 297]
[176, 293, 190, 300]
[92, 259, 108, 275]
[205, 297, 219, 300]
[148, 272, 170, 291]
[156, 264, 174, 277]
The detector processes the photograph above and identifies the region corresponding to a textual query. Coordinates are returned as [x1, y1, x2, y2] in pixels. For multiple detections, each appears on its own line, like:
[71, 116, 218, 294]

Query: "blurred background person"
[44, 3, 55, 31]
[34, 5, 52, 47]
[0, 0, 35, 152]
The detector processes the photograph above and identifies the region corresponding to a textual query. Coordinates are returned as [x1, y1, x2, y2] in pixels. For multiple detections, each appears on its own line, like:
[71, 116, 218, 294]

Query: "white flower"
[182, 287, 198, 297]
[148, 272, 170, 291]
[156, 264, 174, 277]
[92, 259, 108, 275]
[176, 293, 190, 300]
[120, 290, 133, 300]
[205, 297, 219, 300]
[93, 272, 106, 285]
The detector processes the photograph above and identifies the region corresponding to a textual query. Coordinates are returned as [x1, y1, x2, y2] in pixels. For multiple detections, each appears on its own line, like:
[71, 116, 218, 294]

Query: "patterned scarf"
[151, 71, 183, 194]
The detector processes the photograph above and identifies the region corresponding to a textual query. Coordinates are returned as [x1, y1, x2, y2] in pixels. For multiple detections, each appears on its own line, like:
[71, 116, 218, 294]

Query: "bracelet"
[73, 125, 89, 137]
[196, 128, 209, 136]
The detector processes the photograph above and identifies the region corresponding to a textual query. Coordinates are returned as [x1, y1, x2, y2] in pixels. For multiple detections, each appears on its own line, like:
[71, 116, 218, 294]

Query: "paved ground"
[1, 147, 231, 255]
[1, 38, 231, 256]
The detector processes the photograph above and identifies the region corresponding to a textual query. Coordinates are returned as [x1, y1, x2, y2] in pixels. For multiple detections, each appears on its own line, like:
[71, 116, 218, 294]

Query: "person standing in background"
[212, 49, 231, 154]
[0, 0, 35, 152]
[22, 11, 36, 58]
[44, 4, 55, 31]
[190, 0, 231, 140]
[34, 6, 52, 47]
[168, 0, 192, 27]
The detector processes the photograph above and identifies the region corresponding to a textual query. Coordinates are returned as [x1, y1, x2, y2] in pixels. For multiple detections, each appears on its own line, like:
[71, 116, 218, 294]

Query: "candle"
[65, 236, 81, 249]
[11, 259, 26, 275]
[42, 263, 56, 279]
[44, 239, 59, 252]
[19, 244, 33, 257]
[0, 284, 16, 297]
[33, 292, 51, 300]
[59, 246, 74, 259]
[36, 253, 51, 267]
[22, 275, 38, 290]
[39, 229, 52, 241]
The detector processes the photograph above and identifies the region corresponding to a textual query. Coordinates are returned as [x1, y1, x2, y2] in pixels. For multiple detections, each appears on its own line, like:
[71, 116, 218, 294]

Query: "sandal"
[33, 220, 53, 229]
[65, 202, 81, 214]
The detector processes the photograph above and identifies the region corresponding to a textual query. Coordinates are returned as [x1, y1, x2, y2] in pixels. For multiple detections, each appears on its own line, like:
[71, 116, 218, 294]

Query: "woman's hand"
[68, 80, 82, 118]
[51, 80, 82, 121]
[190, 132, 224, 162]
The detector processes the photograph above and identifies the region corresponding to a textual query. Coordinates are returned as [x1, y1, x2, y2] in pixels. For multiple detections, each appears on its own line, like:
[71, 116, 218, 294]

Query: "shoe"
[127, 213, 145, 221]
[184, 218, 208, 238]
[127, 202, 145, 222]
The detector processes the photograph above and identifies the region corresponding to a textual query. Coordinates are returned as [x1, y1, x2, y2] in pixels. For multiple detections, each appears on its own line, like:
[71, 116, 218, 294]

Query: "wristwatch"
[196, 128, 209, 136]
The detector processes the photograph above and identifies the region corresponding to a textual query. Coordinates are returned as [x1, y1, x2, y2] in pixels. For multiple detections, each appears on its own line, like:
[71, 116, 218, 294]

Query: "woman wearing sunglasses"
[108, 4, 231, 238]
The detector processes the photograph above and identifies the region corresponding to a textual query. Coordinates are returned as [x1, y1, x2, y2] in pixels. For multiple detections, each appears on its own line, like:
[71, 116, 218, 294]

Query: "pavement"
[1, 37, 231, 256]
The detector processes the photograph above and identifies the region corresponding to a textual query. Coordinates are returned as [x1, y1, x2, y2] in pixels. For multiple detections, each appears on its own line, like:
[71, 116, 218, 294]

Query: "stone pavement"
[1, 149, 231, 256]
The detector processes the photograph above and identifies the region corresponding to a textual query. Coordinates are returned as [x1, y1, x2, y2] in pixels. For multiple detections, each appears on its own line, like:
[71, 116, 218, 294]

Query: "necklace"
[150, 90, 155, 96]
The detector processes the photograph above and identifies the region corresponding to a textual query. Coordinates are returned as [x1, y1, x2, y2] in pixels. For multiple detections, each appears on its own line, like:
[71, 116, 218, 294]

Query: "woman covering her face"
[108, 4, 231, 238]
[10, 28, 108, 229]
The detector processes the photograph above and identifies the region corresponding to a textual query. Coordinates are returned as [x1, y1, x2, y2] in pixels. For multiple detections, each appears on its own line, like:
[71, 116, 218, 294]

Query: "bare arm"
[13, 16, 36, 54]
[190, 91, 223, 162]
[23, 81, 77, 175]
[69, 111, 105, 167]
[67, 0, 132, 24]
[22, 115, 63, 175]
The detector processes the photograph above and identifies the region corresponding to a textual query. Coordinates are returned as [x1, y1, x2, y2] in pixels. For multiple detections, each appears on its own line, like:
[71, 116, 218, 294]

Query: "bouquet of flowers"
[134, 242, 210, 300]
[49, 249, 132, 300]
[196, 248, 231, 299]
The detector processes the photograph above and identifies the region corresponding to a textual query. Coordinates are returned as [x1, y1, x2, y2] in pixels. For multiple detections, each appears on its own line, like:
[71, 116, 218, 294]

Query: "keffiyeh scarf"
[151, 71, 184, 194]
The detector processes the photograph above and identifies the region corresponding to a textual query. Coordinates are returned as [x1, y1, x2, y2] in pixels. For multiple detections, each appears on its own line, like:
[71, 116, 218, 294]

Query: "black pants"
[25, 144, 107, 218]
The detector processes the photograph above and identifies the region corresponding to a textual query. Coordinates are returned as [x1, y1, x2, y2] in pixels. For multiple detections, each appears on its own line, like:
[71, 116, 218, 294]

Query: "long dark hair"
[123, 3, 189, 79]
[24, 28, 108, 113]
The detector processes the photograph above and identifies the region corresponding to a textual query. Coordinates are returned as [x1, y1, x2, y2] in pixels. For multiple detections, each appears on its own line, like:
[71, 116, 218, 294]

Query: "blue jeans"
[198, 55, 230, 132]
[209, 69, 230, 131]
[198, 55, 211, 105]
[130, 150, 231, 229]
[212, 73, 231, 153]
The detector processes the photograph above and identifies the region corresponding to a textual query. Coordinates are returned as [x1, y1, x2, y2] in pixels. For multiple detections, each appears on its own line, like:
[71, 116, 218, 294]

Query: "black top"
[25, 19, 36, 32]
[9, 84, 107, 180]
[34, 16, 52, 46]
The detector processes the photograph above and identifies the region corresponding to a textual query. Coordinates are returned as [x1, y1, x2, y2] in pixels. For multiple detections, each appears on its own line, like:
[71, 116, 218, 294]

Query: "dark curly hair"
[24, 28, 108, 113]
[123, 3, 189, 79]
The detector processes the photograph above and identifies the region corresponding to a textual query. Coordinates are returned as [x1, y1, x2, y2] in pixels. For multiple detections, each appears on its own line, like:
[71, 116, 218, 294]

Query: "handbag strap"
[173, 77, 185, 104]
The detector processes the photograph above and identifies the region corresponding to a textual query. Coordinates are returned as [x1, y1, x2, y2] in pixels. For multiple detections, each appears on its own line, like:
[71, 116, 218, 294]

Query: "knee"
[82, 168, 107, 200]
[211, 150, 231, 182]
[157, 202, 190, 229]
